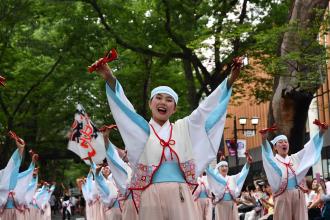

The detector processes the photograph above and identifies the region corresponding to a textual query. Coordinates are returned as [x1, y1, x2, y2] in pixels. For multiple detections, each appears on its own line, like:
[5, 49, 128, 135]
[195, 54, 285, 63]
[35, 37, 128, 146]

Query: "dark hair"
[306, 179, 313, 190]
[247, 184, 256, 192]
[263, 180, 270, 187]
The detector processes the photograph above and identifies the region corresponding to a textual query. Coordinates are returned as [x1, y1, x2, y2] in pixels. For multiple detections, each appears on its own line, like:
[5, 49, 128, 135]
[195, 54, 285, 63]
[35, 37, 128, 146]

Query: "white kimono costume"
[91, 160, 121, 220]
[0, 149, 23, 220]
[206, 164, 250, 220]
[34, 184, 55, 220]
[193, 176, 212, 220]
[31, 186, 46, 219]
[24, 176, 38, 220]
[105, 142, 137, 220]
[105, 77, 232, 220]
[86, 165, 104, 220]
[81, 173, 93, 220]
[13, 162, 35, 219]
[261, 131, 324, 220]
[81, 172, 103, 220]
[44, 185, 55, 220]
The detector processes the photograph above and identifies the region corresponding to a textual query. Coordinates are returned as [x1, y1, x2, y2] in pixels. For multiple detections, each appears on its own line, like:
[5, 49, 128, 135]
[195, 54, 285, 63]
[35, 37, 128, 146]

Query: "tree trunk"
[182, 57, 199, 110]
[270, 0, 328, 153]
[140, 56, 152, 118]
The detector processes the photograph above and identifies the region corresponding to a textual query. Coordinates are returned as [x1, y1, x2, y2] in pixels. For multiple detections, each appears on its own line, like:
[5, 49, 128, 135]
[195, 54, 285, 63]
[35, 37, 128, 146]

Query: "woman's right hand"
[91, 60, 117, 90]
[15, 139, 25, 155]
[91, 59, 112, 81]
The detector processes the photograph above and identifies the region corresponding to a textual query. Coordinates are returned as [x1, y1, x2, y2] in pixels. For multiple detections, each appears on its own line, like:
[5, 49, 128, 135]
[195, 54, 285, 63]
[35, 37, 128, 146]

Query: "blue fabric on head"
[150, 86, 178, 104]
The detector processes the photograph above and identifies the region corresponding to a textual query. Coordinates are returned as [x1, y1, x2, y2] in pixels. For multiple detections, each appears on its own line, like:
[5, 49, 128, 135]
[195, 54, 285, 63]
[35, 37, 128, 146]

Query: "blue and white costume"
[262, 132, 325, 220]
[105, 77, 233, 219]
[0, 149, 23, 219]
[206, 161, 250, 220]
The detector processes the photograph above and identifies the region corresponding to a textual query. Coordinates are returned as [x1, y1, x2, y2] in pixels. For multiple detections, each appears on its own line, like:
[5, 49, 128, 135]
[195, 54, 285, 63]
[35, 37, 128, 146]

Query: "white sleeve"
[105, 81, 150, 167]
[206, 166, 227, 200]
[82, 174, 92, 204]
[24, 176, 38, 205]
[233, 163, 250, 197]
[294, 131, 324, 184]
[261, 140, 282, 192]
[35, 186, 47, 210]
[0, 149, 22, 207]
[94, 174, 117, 207]
[186, 78, 232, 176]
[14, 162, 35, 206]
[106, 142, 129, 195]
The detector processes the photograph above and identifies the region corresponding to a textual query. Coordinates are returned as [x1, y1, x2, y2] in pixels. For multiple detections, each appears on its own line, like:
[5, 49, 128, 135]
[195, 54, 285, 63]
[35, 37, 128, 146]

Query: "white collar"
[149, 118, 171, 131]
[275, 154, 290, 163]
[219, 172, 228, 179]
[149, 118, 171, 141]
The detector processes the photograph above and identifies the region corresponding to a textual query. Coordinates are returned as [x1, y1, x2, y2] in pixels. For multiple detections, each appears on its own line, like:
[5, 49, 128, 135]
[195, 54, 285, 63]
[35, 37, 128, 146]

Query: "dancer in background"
[193, 173, 212, 220]
[100, 126, 137, 220]
[14, 152, 38, 220]
[206, 155, 252, 220]
[260, 120, 328, 220]
[0, 136, 25, 220]
[25, 168, 39, 220]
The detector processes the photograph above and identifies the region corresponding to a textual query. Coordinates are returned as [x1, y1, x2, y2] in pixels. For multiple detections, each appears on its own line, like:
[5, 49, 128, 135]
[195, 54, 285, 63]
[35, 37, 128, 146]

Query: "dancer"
[101, 126, 137, 220]
[25, 168, 39, 220]
[206, 155, 252, 220]
[260, 120, 328, 220]
[14, 152, 38, 220]
[0, 137, 25, 220]
[193, 173, 212, 220]
[93, 162, 122, 220]
[94, 55, 242, 219]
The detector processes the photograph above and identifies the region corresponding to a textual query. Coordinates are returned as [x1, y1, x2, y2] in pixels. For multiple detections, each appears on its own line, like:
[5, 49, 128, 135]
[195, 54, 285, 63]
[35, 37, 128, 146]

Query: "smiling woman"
[149, 88, 177, 126]
[93, 57, 242, 220]
[260, 123, 328, 220]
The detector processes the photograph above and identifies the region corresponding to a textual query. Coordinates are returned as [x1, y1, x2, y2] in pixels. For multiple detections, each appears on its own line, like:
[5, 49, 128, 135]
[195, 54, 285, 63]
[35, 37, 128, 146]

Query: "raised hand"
[89, 49, 118, 91]
[95, 164, 103, 175]
[100, 124, 117, 145]
[32, 153, 39, 163]
[218, 150, 226, 161]
[0, 75, 6, 87]
[227, 57, 243, 87]
[245, 151, 253, 164]
[88, 49, 118, 73]
[9, 131, 25, 155]
[313, 119, 328, 134]
[259, 124, 277, 141]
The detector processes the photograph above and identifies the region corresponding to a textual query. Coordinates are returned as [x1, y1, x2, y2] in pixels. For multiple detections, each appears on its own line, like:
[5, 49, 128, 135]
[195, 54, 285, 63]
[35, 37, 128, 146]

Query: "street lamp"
[238, 116, 259, 136]
[233, 116, 259, 169]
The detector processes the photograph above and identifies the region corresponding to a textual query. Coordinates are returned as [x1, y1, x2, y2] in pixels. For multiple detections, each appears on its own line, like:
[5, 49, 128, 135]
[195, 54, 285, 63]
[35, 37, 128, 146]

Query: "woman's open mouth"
[157, 107, 167, 115]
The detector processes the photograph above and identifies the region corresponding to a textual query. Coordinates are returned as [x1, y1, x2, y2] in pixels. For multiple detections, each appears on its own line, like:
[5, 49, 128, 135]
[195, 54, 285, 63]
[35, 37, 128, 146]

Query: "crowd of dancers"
[0, 139, 56, 220]
[0, 56, 329, 220]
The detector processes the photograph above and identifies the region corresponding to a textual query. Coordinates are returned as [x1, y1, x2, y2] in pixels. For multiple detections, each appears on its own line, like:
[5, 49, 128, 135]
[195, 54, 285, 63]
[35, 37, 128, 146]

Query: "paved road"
[51, 213, 85, 220]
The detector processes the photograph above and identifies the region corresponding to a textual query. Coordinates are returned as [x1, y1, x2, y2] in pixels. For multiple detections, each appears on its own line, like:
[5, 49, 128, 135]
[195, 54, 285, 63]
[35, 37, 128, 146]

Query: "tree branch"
[87, 0, 184, 59]
[162, 0, 188, 51]
[0, 93, 10, 117]
[191, 61, 205, 88]
[13, 56, 62, 117]
[232, 0, 248, 54]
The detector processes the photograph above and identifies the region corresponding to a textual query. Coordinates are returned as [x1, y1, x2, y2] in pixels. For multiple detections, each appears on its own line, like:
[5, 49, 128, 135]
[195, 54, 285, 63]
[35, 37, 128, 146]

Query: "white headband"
[271, 135, 288, 145]
[150, 86, 178, 104]
[216, 161, 228, 169]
